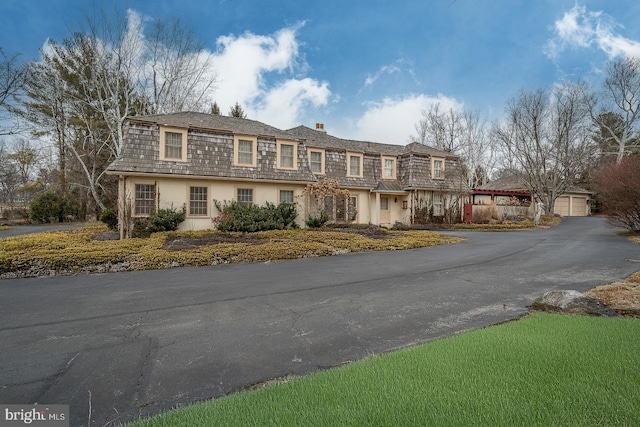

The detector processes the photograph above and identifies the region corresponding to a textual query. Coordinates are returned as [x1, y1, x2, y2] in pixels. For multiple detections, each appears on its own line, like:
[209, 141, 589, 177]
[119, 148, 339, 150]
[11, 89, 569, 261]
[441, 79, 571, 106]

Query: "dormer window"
[234, 135, 257, 167]
[431, 157, 445, 179]
[382, 156, 396, 179]
[277, 139, 298, 170]
[347, 152, 363, 177]
[159, 126, 187, 161]
[308, 149, 325, 174]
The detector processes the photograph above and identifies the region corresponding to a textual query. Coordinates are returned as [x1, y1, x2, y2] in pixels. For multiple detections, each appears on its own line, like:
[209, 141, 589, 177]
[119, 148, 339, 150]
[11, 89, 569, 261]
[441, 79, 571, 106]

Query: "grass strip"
[129, 313, 640, 426]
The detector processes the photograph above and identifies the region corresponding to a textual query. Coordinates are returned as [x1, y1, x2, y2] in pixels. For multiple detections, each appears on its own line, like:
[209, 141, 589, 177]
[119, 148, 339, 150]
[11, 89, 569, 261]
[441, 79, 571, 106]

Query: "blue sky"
[2, 0, 640, 144]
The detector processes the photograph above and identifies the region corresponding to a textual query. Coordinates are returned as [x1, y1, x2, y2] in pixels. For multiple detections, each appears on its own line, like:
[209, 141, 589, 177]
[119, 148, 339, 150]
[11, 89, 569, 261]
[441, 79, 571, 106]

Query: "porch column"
[118, 175, 125, 239]
[374, 192, 380, 226]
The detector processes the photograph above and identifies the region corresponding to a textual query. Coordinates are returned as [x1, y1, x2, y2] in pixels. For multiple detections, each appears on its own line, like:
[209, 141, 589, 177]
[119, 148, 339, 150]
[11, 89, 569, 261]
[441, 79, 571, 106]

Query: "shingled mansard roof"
[128, 111, 299, 141]
[286, 125, 456, 158]
[108, 112, 467, 192]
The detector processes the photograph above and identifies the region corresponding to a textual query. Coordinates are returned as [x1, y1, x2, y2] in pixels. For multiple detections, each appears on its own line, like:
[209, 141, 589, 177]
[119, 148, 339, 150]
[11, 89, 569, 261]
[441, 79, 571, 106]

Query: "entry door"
[380, 197, 390, 224]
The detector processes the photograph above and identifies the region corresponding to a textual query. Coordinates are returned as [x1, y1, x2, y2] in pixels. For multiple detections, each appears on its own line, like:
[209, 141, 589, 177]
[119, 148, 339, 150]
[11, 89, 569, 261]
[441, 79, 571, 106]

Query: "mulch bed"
[163, 225, 396, 251]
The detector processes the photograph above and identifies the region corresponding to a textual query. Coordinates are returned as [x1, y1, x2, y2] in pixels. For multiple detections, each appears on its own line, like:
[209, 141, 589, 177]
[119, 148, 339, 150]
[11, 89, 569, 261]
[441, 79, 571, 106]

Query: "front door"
[380, 197, 390, 224]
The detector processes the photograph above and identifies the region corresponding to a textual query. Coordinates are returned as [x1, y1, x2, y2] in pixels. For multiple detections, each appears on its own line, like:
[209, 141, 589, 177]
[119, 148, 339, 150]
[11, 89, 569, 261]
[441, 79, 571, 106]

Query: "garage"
[554, 194, 590, 217]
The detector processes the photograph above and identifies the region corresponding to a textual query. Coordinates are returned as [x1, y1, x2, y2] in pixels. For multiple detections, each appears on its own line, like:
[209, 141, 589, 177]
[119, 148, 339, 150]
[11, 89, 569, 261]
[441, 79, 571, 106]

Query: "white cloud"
[341, 94, 462, 145]
[546, 4, 640, 59]
[363, 63, 401, 88]
[212, 24, 331, 127]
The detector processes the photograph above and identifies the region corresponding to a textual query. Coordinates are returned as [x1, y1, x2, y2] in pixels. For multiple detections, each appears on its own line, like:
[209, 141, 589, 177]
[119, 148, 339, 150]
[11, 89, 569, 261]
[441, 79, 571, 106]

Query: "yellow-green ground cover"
[0, 224, 461, 278]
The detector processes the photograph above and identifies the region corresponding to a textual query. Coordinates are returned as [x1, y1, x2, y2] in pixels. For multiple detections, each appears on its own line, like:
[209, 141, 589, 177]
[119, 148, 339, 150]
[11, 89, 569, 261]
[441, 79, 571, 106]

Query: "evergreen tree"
[210, 101, 220, 115]
[228, 101, 247, 118]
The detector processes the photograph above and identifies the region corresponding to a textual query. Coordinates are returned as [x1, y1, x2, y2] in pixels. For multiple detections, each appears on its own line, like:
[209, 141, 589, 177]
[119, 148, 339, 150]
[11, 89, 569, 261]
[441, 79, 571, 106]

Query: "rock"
[531, 290, 620, 317]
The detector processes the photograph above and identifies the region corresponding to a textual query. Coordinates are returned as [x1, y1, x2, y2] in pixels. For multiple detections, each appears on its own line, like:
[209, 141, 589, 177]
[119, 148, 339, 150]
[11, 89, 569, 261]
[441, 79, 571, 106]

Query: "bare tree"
[0, 47, 26, 136]
[413, 103, 462, 152]
[414, 103, 497, 188]
[20, 57, 70, 192]
[495, 83, 596, 214]
[590, 57, 640, 163]
[141, 17, 217, 114]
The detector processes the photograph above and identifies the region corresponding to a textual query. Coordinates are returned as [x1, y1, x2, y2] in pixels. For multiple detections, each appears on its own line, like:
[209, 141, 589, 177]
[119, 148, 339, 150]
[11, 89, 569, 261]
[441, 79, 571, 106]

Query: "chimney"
[315, 123, 326, 133]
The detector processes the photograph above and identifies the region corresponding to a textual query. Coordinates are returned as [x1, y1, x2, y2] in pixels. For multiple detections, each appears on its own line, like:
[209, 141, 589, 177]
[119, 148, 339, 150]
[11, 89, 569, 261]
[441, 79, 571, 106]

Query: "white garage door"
[554, 197, 569, 216]
[554, 196, 588, 216]
[571, 197, 587, 216]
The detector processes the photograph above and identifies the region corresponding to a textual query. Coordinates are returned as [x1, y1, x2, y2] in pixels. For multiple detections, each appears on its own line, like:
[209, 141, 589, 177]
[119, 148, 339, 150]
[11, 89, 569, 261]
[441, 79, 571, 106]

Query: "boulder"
[531, 290, 619, 317]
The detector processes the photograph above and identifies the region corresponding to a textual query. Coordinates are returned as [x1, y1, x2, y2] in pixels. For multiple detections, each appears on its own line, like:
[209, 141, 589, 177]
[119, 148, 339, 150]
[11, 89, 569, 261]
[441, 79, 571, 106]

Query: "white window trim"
[308, 148, 325, 175]
[234, 134, 258, 167]
[159, 126, 188, 162]
[431, 157, 445, 180]
[187, 184, 210, 217]
[347, 152, 363, 178]
[381, 156, 396, 179]
[276, 139, 298, 170]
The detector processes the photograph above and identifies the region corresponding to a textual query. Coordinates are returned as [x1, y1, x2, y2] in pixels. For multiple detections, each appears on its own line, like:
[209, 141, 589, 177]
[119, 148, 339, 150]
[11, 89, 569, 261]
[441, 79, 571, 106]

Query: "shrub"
[100, 208, 119, 231]
[29, 191, 78, 223]
[305, 211, 330, 228]
[213, 201, 298, 232]
[595, 156, 640, 232]
[148, 206, 187, 233]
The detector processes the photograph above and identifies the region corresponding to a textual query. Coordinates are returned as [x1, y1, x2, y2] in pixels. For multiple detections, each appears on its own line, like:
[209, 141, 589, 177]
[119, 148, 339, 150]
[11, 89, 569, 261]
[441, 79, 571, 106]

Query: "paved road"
[0, 223, 85, 239]
[0, 217, 638, 426]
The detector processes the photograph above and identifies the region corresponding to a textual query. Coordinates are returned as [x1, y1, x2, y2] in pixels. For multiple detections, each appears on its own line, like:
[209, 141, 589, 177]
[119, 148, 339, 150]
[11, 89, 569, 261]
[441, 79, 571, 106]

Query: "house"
[106, 112, 468, 236]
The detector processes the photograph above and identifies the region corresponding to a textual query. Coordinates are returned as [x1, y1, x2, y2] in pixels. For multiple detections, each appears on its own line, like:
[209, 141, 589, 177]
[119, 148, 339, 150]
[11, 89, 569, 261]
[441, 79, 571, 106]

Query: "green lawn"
[130, 313, 640, 426]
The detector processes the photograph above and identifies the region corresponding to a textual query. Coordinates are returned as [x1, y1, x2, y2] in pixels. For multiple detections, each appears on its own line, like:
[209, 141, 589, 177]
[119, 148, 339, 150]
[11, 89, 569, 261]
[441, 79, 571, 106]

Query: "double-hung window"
[237, 188, 253, 206]
[279, 190, 294, 204]
[277, 140, 297, 169]
[432, 158, 444, 179]
[308, 150, 324, 174]
[189, 186, 208, 216]
[165, 132, 182, 159]
[433, 193, 443, 216]
[238, 140, 253, 165]
[382, 156, 396, 179]
[348, 153, 362, 177]
[160, 127, 187, 161]
[135, 184, 155, 215]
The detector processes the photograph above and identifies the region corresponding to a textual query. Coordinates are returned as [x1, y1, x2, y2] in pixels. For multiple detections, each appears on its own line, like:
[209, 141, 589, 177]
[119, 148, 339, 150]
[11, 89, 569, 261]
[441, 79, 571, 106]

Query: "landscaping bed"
[0, 223, 462, 279]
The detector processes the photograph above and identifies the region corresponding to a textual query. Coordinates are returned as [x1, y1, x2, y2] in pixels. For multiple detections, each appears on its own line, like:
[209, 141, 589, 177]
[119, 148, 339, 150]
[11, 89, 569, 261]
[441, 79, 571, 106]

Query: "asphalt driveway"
[0, 217, 638, 426]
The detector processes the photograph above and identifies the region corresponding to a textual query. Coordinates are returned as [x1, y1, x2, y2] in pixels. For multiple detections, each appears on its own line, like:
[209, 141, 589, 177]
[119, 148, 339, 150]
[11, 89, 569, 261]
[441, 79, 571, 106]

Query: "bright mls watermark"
[0, 405, 68, 427]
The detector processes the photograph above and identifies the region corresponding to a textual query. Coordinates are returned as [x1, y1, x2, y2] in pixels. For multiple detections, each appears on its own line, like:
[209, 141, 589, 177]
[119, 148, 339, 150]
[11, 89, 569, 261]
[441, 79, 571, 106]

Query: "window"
[380, 197, 389, 211]
[433, 193, 443, 216]
[238, 140, 253, 165]
[277, 140, 297, 169]
[308, 150, 324, 174]
[189, 186, 208, 216]
[348, 153, 362, 177]
[432, 158, 444, 179]
[280, 190, 294, 204]
[165, 132, 182, 159]
[237, 188, 253, 205]
[160, 127, 187, 161]
[135, 184, 155, 215]
[382, 157, 396, 178]
[234, 135, 257, 167]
